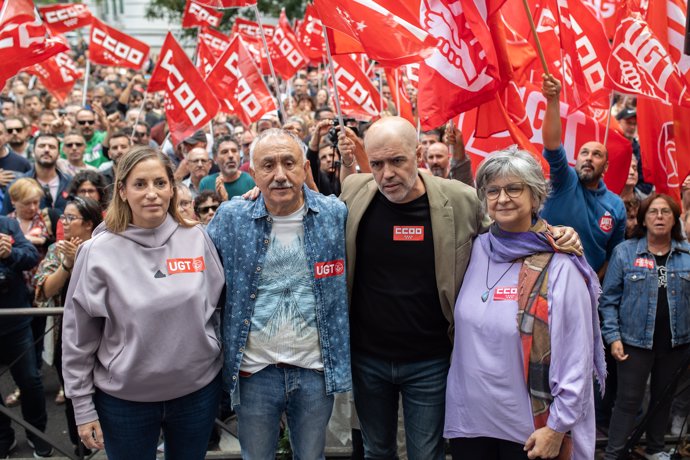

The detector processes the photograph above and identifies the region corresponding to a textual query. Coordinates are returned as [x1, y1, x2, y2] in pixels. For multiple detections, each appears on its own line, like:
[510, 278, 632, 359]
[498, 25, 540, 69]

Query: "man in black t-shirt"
[0, 122, 31, 209]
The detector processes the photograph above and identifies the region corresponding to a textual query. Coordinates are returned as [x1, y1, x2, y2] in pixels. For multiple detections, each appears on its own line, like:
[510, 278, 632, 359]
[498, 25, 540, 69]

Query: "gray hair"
[475, 146, 550, 216]
[249, 128, 307, 169]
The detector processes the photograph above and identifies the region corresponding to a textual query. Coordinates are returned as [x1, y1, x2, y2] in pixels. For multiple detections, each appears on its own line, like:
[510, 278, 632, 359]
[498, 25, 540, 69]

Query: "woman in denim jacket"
[600, 193, 690, 460]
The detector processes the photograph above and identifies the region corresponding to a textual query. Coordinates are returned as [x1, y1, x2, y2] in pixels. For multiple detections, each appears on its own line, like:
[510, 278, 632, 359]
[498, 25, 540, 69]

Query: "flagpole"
[378, 71, 384, 113]
[521, 0, 549, 74]
[317, 63, 322, 92]
[394, 69, 401, 116]
[0, 0, 10, 24]
[448, 118, 455, 157]
[252, 4, 286, 124]
[82, 59, 91, 107]
[130, 92, 147, 145]
[321, 27, 345, 129]
[603, 91, 614, 147]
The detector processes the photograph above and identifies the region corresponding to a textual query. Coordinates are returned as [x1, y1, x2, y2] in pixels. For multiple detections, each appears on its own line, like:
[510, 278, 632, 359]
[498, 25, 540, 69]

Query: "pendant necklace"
[482, 259, 516, 302]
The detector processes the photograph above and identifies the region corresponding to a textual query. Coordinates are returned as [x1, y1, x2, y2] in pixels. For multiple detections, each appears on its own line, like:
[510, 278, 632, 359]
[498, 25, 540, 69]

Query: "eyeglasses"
[64, 142, 84, 148]
[59, 214, 83, 223]
[6, 127, 22, 133]
[189, 159, 210, 165]
[198, 205, 219, 215]
[648, 208, 673, 217]
[77, 119, 95, 126]
[77, 188, 98, 196]
[133, 131, 147, 138]
[179, 200, 192, 208]
[483, 182, 527, 200]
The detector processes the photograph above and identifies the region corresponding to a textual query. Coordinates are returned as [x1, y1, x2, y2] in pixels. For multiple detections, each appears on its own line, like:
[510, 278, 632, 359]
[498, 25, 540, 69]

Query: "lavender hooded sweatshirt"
[62, 215, 225, 425]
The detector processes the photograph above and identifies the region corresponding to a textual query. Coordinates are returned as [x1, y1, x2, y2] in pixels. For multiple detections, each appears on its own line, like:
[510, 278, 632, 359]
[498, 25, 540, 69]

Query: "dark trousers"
[0, 326, 48, 453]
[449, 437, 535, 460]
[604, 344, 689, 459]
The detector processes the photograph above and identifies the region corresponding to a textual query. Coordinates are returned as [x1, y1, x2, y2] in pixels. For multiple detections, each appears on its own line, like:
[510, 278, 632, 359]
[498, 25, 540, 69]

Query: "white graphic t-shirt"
[240, 204, 323, 373]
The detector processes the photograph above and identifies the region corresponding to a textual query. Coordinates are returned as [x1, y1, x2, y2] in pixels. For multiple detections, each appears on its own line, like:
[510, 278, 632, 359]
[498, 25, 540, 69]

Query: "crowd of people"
[0, 39, 688, 460]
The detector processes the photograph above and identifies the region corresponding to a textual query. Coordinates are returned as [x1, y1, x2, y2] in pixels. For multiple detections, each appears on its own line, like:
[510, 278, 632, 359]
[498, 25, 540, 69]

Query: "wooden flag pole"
[129, 93, 148, 145]
[82, 59, 91, 107]
[321, 27, 345, 129]
[252, 4, 286, 124]
[521, 0, 549, 74]
[603, 91, 614, 147]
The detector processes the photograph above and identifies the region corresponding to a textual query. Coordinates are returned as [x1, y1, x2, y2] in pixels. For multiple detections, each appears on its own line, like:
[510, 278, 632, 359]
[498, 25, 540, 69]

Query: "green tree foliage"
[144, 0, 308, 32]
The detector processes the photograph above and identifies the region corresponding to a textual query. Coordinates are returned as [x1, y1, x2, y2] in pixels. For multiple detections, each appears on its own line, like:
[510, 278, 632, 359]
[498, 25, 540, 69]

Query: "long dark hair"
[632, 193, 684, 241]
[67, 170, 110, 211]
[67, 196, 103, 230]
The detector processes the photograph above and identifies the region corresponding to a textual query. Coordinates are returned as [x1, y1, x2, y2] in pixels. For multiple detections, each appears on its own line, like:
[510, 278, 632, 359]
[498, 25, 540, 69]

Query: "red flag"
[417, 2, 510, 129]
[148, 32, 219, 146]
[325, 27, 365, 55]
[182, 0, 223, 29]
[458, 83, 631, 193]
[0, 0, 69, 84]
[199, 26, 231, 59]
[206, 35, 276, 126]
[196, 37, 216, 77]
[583, 0, 623, 40]
[329, 54, 381, 119]
[296, 4, 325, 62]
[233, 17, 274, 38]
[38, 3, 93, 34]
[89, 17, 150, 70]
[607, 14, 690, 107]
[384, 67, 414, 123]
[314, 0, 437, 66]
[268, 10, 308, 80]
[27, 52, 82, 103]
[191, 0, 256, 7]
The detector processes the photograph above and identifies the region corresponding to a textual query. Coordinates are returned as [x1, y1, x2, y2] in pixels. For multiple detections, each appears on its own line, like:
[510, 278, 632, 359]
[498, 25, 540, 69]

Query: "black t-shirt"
[350, 191, 452, 361]
[653, 253, 672, 351]
[0, 150, 31, 174]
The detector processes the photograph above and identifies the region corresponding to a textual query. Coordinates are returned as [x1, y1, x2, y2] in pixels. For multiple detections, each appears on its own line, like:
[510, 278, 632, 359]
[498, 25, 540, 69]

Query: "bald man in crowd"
[338, 116, 489, 460]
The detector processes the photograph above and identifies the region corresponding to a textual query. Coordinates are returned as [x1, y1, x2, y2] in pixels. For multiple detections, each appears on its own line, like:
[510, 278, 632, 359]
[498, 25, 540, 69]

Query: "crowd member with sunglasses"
[600, 194, 690, 460]
[58, 131, 98, 176]
[193, 191, 220, 226]
[33, 196, 103, 456]
[74, 108, 108, 169]
[444, 148, 604, 460]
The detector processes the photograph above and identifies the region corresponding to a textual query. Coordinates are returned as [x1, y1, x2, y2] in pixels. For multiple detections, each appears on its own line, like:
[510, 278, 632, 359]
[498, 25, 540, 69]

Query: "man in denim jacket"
[207, 129, 350, 459]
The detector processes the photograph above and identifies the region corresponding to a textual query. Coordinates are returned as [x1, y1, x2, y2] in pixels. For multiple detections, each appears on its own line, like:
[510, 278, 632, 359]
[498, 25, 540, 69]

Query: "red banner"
[199, 26, 231, 59]
[88, 17, 150, 70]
[28, 52, 83, 103]
[196, 38, 216, 77]
[458, 83, 632, 194]
[148, 33, 219, 146]
[296, 4, 324, 62]
[191, 0, 256, 7]
[330, 54, 381, 119]
[267, 10, 308, 80]
[38, 3, 93, 34]
[182, 0, 223, 29]
[384, 67, 414, 124]
[206, 35, 276, 126]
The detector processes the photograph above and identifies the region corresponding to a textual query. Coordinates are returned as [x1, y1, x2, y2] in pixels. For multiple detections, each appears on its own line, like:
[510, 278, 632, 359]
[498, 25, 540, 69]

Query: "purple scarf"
[479, 221, 607, 393]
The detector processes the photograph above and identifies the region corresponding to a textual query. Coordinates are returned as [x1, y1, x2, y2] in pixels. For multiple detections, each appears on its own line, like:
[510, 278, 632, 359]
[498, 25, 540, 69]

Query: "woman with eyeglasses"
[600, 194, 690, 460]
[444, 148, 604, 459]
[67, 170, 110, 212]
[193, 190, 220, 226]
[34, 196, 102, 455]
[61, 146, 224, 460]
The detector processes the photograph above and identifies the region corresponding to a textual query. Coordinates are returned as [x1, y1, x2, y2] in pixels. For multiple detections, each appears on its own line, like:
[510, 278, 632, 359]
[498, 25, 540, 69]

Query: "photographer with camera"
[307, 117, 361, 196]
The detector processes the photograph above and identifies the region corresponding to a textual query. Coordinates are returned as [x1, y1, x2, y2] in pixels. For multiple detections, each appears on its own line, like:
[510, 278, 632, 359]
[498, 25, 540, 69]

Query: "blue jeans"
[0, 326, 47, 453]
[234, 365, 334, 460]
[352, 353, 450, 460]
[95, 372, 221, 460]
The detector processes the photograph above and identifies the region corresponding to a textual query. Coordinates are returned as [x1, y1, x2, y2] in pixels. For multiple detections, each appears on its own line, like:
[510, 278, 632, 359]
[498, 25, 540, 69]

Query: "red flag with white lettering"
[418, 1, 510, 129]
[206, 35, 276, 126]
[384, 67, 414, 124]
[607, 13, 690, 107]
[268, 10, 308, 80]
[148, 32, 219, 146]
[27, 52, 82, 103]
[196, 37, 216, 77]
[38, 3, 93, 34]
[191, 0, 255, 7]
[329, 54, 381, 119]
[0, 0, 69, 85]
[182, 0, 223, 29]
[314, 0, 437, 67]
[296, 4, 325, 62]
[232, 17, 273, 74]
[88, 17, 150, 70]
[199, 26, 231, 60]
[233, 17, 274, 38]
[583, 0, 623, 40]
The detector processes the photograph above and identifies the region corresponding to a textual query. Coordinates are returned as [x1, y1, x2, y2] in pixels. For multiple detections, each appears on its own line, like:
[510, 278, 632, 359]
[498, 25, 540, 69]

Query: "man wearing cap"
[171, 130, 209, 181]
[540, 74, 625, 279]
[616, 107, 653, 195]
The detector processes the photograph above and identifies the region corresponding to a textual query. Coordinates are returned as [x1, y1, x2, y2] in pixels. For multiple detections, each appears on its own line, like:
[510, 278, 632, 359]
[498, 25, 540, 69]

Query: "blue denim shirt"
[207, 185, 351, 399]
[599, 237, 690, 349]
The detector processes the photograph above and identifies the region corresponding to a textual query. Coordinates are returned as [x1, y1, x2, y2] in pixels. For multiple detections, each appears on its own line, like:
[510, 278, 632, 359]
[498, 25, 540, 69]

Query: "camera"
[327, 117, 359, 148]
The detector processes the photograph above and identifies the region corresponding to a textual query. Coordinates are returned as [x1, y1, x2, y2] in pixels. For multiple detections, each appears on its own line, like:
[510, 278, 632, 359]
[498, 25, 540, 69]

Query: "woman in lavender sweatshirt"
[443, 148, 605, 460]
[61, 146, 225, 460]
